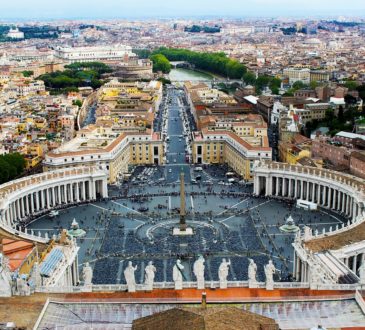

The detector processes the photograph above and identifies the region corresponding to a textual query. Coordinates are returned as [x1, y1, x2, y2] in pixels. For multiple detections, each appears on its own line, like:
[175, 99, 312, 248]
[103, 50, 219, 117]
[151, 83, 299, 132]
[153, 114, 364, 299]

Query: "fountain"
[67, 218, 86, 238]
[279, 215, 300, 233]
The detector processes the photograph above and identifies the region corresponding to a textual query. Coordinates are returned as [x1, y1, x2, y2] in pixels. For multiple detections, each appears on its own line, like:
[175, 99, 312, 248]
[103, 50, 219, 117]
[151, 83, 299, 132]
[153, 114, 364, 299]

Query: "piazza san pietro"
[2, 1, 365, 329]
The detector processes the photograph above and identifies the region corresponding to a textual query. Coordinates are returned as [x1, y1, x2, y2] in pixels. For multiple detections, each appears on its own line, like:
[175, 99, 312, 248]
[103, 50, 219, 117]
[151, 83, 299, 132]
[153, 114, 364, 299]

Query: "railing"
[307, 216, 362, 241]
[36, 281, 365, 294]
[36, 286, 83, 293]
[0, 166, 103, 199]
[315, 283, 360, 290]
[1, 223, 48, 243]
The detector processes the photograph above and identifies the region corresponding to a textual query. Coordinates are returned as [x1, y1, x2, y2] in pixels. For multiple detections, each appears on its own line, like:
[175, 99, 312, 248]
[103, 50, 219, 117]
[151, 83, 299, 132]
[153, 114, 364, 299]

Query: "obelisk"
[179, 171, 187, 231]
[173, 170, 193, 236]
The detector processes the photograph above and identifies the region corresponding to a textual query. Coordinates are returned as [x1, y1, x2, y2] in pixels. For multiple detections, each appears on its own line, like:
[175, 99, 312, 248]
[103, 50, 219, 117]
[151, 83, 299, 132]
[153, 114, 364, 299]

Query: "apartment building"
[43, 126, 164, 183]
[192, 128, 271, 181]
[54, 45, 135, 63]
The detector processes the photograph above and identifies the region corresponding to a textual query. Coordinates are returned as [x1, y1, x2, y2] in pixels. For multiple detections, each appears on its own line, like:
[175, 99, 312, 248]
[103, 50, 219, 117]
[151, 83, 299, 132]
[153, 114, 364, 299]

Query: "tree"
[243, 71, 256, 85]
[269, 77, 282, 94]
[22, 70, 34, 77]
[38, 61, 111, 94]
[338, 105, 344, 122]
[344, 80, 358, 91]
[73, 99, 83, 107]
[292, 81, 307, 90]
[152, 47, 246, 79]
[310, 81, 318, 90]
[345, 94, 357, 105]
[132, 49, 151, 59]
[357, 85, 365, 101]
[150, 54, 171, 73]
[0, 153, 25, 183]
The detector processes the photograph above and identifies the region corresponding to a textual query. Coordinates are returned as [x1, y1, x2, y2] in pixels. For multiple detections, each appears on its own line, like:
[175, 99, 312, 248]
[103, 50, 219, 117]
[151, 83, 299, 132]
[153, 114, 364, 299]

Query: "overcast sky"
[1, 0, 365, 20]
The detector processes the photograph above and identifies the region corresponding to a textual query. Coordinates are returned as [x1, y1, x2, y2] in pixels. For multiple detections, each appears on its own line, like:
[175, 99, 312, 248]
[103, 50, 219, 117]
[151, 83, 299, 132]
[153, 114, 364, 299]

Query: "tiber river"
[169, 68, 213, 82]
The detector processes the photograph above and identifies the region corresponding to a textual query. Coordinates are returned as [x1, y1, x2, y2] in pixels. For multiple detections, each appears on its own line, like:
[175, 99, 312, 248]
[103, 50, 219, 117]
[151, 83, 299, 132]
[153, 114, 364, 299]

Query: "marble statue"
[193, 256, 205, 290]
[144, 261, 156, 291]
[264, 260, 276, 290]
[248, 259, 258, 288]
[15, 275, 30, 296]
[82, 262, 93, 286]
[124, 261, 138, 292]
[359, 262, 365, 284]
[218, 258, 231, 289]
[0, 253, 12, 297]
[173, 259, 184, 290]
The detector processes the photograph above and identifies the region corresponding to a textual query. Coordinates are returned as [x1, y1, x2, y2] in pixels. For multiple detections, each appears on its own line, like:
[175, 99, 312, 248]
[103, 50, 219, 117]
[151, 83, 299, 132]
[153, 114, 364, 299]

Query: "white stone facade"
[254, 161, 365, 287]
[54, 45, 135, 63]
[0, 167, 108, 243]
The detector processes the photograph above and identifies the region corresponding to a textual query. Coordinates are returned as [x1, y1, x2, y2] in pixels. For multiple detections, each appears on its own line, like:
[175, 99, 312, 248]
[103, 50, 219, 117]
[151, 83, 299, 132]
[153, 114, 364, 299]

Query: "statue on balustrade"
[248, 259, 258, 288]
[144, 261, 156, 291]
[218, 258, 231, 289]
[264, 260, 276, 290]
[82, 262, 93, 286]
[173, 259, 184, 290]
[124, 261, 138, 292]
[358, 262, 365, 284]
[193, 255, 205, 290]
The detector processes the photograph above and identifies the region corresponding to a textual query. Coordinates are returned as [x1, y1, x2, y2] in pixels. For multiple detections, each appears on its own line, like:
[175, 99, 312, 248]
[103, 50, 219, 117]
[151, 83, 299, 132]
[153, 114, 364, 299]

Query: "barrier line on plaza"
[216, 198, 249, 216]
[111, 201, 152, 220]
[90, 203, 112, 213]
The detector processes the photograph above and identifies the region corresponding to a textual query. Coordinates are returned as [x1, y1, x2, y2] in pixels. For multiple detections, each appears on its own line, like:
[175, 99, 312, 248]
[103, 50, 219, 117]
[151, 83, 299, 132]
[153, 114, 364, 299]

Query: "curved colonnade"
[254, 161, 365, 222]
[0, 167, 108, 243]
[254, 161, 365, 286]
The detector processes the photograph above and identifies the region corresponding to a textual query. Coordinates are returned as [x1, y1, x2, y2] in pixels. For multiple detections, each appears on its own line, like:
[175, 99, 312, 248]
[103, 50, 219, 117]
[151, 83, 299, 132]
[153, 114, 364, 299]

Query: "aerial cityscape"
[1, 1, 365, 329]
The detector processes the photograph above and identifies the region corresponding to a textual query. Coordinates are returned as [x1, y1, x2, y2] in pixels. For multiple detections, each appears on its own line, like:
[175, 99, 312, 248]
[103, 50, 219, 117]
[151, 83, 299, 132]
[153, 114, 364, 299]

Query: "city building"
[54, 45, 135, 63]
[43, 126, 164, 183]
[283, 68, 310, 84]
[192, 128, 271, 181]
[6, 28, 24, 40]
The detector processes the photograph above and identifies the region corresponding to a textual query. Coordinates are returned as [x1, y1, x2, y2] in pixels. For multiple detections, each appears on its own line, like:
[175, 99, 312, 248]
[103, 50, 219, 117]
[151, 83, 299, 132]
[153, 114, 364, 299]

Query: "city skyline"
[1, 0, 365, 20]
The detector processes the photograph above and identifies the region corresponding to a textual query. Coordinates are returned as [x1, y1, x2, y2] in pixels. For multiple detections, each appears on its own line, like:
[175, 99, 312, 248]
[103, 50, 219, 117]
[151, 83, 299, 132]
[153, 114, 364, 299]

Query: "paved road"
[165, 88, 191, 183]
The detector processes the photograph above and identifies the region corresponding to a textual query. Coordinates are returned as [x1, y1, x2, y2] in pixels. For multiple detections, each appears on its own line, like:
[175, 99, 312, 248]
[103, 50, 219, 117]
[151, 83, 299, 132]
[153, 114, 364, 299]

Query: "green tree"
[310, 81, 318, 90]
[73, 99, 83, 107]
[152, 47, 246, 79]
[22, 70, 34, 77]
[150, 54, 172, 73]
[0, 153, 25, 183]
[344, 80, 358, 91]
[132, 49, 152, 59]
[243, 71, 256, 85]
[292, 81, 307, 90]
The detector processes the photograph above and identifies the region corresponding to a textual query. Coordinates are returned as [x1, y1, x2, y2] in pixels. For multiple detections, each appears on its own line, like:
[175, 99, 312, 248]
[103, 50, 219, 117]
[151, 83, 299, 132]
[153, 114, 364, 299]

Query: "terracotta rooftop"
[0, 288, 357, 329]
[1, 238, 34, 271]
[305, 222, 365, 253]
[132, 307, 279, 330]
